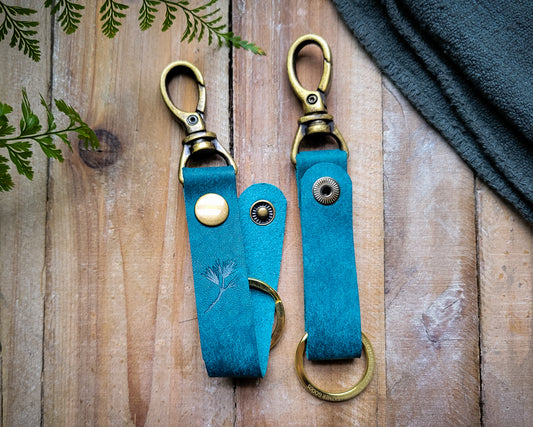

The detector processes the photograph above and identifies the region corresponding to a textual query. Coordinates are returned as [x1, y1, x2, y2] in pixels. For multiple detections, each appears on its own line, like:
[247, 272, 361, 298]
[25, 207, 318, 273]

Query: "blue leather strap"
[183, 167, 286, 377]
[239, 184, 287, 372]
[295, 150, 362, 360]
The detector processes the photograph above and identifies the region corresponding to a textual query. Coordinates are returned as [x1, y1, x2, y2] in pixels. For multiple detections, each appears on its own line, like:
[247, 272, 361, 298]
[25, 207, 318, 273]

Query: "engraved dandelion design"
[202, 259, 238, 313]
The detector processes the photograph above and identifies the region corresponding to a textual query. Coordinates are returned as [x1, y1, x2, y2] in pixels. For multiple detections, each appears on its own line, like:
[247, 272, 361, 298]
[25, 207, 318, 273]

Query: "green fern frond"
[0, 2, 40, 61]
[100, 0, 129, 38]
[224, 32, 265, 55]
[45, 0, 84, 35]
[158, 0, 266, 55]
[139, 0, 160, 31]
[162, 2, 178, 32]
[0, 89, 99, 191]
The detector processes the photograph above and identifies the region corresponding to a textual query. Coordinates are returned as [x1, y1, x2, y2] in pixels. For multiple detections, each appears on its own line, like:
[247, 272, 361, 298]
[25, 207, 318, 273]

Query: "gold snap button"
[195, 193, 229, 226]
[250, 200, 275, 226]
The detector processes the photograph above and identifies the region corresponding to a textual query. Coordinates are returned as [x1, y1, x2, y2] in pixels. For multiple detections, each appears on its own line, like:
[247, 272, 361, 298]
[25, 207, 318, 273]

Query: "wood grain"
[1, 1, 533, 426]
[477, 182, 533, 426]
[383, 80, 481, 425]
[0, 3, 50, 425]
[43, 2, 233, 425]
[232, 1, 385, 425]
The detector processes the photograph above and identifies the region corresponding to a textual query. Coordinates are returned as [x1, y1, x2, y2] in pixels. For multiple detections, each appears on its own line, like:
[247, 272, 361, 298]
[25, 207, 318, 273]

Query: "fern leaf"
[0, 3, 40, 61]
[35, 136, 64, 161]
[0, 90, 99, 191]
[45, 0, 84, 34]
[100, 0, 129, 38]
[19, 88, 41, 137]
[54, 99, 98, 149]
[0, 154, 14, 191]
[139, 0, 160, 31]
[40, 95, 56, 132]
[5, 140, 33, 180]
[0, 102, 15, 137]
[197, 20, 204, 42]
[162, 3, 177, 32]
[191, 0, 216, 14]
[158, 0, 265, 55]
[224, 32, 265, 55]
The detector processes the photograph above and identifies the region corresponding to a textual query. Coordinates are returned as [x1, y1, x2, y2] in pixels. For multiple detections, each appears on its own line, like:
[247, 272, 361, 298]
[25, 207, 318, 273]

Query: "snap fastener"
[250, 200, 275, 225]
[195, 193, 229, 226]
[312, 177, 340, 205]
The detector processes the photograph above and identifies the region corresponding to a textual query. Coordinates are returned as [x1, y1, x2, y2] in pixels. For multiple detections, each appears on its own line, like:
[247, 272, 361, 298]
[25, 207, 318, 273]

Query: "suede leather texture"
[296, 150, 362, 360]
[239, 184, 287, 373]
[183, 167, 286, 377]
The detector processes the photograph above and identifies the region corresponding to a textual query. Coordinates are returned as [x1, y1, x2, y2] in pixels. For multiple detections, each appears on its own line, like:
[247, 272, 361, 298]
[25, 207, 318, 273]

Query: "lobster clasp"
[287, 34, 332, 115]
[287, 34, 348, 165]
[160, 60, 237, 184]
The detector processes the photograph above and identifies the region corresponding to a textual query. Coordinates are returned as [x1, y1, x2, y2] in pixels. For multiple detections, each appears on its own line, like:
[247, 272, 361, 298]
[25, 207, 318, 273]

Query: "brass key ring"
[160, 60, 237, 183]
[294, 332, 375, 402]
[248, 278, 285, 349]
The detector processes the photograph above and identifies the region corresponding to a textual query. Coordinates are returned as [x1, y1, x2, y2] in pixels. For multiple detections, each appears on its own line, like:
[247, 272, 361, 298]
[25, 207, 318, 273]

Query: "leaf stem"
[0, 125, 87, 144]
[158, 0, 265, 55]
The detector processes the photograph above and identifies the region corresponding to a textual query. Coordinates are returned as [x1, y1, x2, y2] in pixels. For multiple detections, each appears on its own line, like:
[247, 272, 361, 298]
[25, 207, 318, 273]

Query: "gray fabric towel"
[332, 0, 533, 223]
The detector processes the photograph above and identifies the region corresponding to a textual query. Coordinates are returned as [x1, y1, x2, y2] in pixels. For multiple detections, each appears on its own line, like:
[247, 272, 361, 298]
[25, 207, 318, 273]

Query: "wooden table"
[1, 1, 532, 425]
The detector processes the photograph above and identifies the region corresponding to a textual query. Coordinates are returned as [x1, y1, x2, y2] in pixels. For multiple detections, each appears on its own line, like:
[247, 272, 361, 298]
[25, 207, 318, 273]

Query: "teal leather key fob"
[161, 61, 286, 377]
[287, 34, 375, 401]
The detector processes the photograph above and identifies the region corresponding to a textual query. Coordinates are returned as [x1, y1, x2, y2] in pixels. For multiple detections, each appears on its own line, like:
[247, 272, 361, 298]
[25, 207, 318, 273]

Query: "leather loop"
[183, 167, 286, 377]
[239, 184, 287, 371]
[295, 150, 362, 360]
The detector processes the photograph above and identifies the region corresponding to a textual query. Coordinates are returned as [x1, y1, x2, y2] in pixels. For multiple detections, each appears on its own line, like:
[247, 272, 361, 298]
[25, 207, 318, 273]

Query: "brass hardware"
[312, 176, 340, 205]
[257, 207, 269, 218]
[248, 278, 285, 349]
[294, 332, 375, 402]
[287, 34, 349, 164]
[287, 34, 332, 116]
[194, 193, 229, 226]
[160, 60, 237, 184]
[250, 200, 276, 226]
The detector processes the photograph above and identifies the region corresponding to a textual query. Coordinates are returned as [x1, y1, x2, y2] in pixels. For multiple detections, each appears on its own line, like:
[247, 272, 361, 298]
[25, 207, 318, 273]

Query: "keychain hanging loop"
[160, 60, 208, 134]
[287, 34, 332, 115]
[287, 35, 349, 165]
[160, 60, 237, 183]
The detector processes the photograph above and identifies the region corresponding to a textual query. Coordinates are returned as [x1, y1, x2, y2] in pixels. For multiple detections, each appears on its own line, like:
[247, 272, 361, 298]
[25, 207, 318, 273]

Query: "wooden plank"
[477, 183, 533, 426]
[232, 1, 386, 424]
[382, 80, 481, 425]
[43, 2, 234, 425]
[0, 2, 50, 425]
[4, 1, 530, 425]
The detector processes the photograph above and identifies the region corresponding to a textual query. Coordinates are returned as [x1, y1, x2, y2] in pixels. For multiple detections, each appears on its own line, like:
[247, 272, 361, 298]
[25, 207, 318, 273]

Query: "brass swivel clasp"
[160, 60, 237, 184]
[287, 34, 349, 165]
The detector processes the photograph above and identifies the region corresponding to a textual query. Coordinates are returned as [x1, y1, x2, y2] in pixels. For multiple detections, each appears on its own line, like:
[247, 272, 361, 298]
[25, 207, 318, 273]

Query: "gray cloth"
[332, 0, 533, 223]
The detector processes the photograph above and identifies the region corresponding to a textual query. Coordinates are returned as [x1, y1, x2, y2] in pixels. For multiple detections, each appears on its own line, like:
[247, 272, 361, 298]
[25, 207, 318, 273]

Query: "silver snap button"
[312, 177, 340, 205]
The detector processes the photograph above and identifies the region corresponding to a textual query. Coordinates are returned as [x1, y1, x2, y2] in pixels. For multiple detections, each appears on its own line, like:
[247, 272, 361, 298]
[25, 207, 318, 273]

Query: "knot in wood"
[79, 129, 120, 169]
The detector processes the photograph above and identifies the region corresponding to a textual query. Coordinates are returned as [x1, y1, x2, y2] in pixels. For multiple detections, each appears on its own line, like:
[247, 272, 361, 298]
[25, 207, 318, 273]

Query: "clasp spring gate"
[160, 60, 237, 184]
[287, 34, 349, 164]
